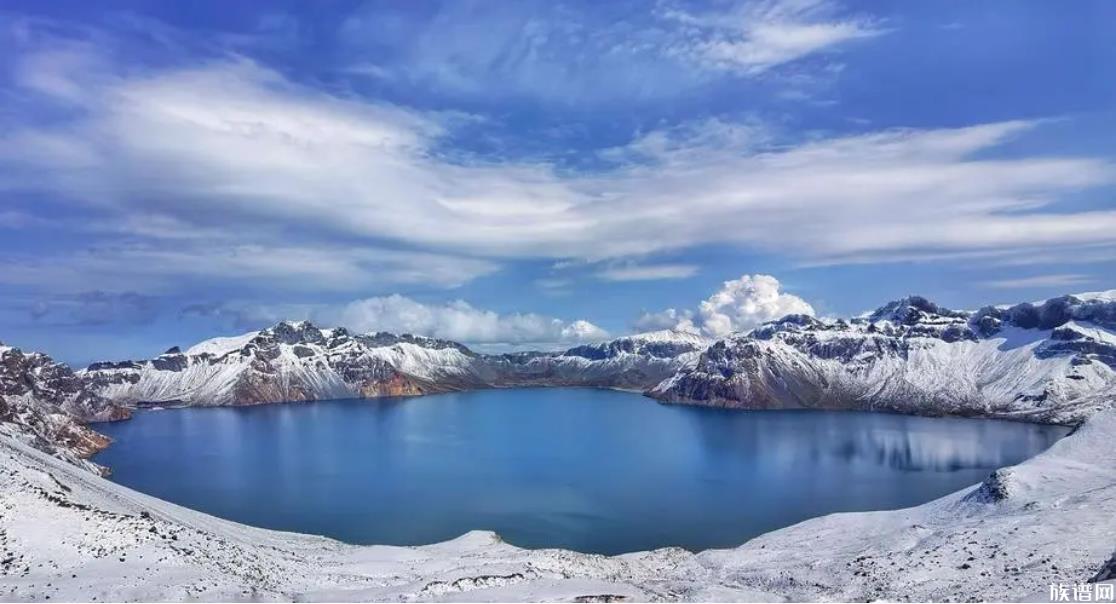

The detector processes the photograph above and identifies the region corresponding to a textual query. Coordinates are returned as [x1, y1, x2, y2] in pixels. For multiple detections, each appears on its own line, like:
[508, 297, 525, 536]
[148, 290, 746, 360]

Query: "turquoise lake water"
[94, 387, 1068, 554]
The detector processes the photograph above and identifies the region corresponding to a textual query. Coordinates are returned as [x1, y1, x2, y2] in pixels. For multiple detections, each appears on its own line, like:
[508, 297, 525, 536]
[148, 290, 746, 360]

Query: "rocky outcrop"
[0, 342, 129, 474]
[962, 468, 1016, 503]
[650, 294, 1116, 424]
[1092, 552, 1116, 583]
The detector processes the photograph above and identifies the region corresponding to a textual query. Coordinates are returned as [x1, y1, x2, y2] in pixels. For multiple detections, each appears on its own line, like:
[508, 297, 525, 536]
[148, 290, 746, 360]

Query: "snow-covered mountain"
[79, 293, 1116, 424]
[81, 323, 709, 407]
[476, 329, 710, 390]
[25, 289, 1116, 428]
[0, 342, 129, 474]
[650, 294, 1116, 424]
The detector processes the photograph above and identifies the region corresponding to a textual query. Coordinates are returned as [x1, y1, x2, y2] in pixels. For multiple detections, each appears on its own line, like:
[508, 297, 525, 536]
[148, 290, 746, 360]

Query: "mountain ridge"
[650, 292, 1116, 424]
[4, 290, 1116, 471]
[70, 291, 1116, 424]
[79, 322, 710, 408]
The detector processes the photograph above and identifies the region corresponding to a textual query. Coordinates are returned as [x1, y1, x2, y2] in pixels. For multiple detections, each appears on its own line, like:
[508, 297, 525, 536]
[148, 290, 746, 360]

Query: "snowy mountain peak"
[623, 329, 710, 345]
[257, 319, 327, 346]
[357, 331, 476, 354]
[1070, 289, 1116, 303]
[973, 294, 1116, 336]
[749, 313, 831, 337]
[184, 330, 260, 357]
[867, 295, 967, 325]
[562, 329, 708, 361]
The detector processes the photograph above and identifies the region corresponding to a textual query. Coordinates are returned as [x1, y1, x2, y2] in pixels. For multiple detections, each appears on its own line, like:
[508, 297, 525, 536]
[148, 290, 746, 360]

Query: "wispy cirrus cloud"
[338, 0, 882, 102]
[0, 242, 497, 294]
[596, 263, 699, 282]
[985, 274, 1096, 290]
[28, 291, 159, 327]
[1, 18, 1114, 301]
[659, 0, 884, 75]
[5, 53, 1113, 263]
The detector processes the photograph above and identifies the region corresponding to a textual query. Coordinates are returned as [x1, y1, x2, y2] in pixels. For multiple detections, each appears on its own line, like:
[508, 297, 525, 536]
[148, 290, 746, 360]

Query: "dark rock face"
[265, 320, 326, 346]
[86, 360, 142, 372]
[1, 345, 129, 423]
[151, 353, 189, 372]
[1093, 552, 1116, 582]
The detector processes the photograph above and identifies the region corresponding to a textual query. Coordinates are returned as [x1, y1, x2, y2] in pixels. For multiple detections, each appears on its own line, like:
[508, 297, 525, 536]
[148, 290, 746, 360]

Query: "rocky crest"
[0, 342, 129, 474]
[650, 293, 1116, 424]
[83, 322, 458, 407]
[81, 323, 708, 407]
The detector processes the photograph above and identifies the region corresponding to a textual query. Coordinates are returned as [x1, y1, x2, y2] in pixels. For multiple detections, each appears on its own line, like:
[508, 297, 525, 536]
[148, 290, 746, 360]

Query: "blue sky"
[1, 0, 1115, 365]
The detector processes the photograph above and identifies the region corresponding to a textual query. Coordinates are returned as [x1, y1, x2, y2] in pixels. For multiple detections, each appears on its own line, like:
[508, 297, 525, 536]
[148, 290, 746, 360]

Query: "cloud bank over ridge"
[636, 274, 814, 337]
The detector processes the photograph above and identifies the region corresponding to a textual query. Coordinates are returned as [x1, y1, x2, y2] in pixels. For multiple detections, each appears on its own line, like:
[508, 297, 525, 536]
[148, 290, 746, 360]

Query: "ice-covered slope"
[2, 405, 1113, 602]
[81, 323, 709, 407]
[0, 343, 129, 474]
[651, 295, 1116, 424]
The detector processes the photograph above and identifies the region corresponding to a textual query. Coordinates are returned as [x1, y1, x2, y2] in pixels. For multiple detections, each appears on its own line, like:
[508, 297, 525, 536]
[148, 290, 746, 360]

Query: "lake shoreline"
[92, 387, 1068, 555]
[4, 407, 1113, 601]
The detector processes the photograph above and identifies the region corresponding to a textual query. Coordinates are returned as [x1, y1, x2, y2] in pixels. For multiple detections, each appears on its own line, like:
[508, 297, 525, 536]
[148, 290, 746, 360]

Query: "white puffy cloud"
[334, 295, 607, 347]
[560, 320, 610, 341]
[697, 274, 815, 336]
[637, 274, 814, 337]
[633, 308, 698, 333]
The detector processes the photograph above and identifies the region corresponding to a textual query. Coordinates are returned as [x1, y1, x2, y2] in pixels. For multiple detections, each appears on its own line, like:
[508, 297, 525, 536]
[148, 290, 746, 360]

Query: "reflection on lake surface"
[95, 388, 1068, 554]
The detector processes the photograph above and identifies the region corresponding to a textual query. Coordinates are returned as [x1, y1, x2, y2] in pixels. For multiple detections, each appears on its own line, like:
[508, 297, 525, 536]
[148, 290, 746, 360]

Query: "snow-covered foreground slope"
[652, 295, 1116, 424]
[2, 408, 1114, 602]
[81, 323, 708, 407]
